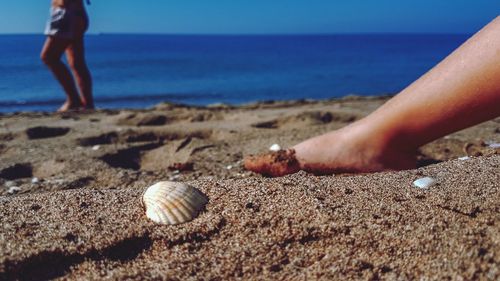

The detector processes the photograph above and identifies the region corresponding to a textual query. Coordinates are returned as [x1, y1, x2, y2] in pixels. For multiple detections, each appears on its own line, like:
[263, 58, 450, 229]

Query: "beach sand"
[0, 96, 499, 280]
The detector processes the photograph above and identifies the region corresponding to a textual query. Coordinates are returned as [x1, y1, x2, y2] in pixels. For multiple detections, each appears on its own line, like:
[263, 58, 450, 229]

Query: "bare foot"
[57, 100, 83, 113]
[80, 99, 95, 111]
[245, 124, 417, 177]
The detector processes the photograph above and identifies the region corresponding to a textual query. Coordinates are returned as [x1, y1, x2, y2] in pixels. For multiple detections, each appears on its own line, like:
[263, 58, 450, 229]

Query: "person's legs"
[40, 37, 83, 112]
[245, 16, 500, 177]
[66, 36, 94, 109]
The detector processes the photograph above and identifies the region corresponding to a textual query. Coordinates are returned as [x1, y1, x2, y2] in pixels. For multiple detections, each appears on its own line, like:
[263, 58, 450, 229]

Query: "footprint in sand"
[117, 113, 169, 127]
[122, 131, 161, 143]
[252, 111, 357, 129]
[98, 136, 214, 172]
[0, 163, 33, 180]
[26, 126, 70, 140]
[77, 132, 119, 147]
[99, 143, 162, 170]
[140, 137, 214, 172]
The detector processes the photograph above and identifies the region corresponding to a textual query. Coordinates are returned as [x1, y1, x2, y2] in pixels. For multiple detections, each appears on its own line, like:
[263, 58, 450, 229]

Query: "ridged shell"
[143, 181, 208, 225]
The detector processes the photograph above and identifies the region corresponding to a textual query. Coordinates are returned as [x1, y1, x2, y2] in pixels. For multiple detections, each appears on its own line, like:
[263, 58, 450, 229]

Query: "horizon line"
[0, 31, 472, 36]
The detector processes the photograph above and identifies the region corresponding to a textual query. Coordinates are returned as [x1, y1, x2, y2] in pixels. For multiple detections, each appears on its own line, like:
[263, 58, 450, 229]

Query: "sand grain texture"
[0, 97, 499, 280]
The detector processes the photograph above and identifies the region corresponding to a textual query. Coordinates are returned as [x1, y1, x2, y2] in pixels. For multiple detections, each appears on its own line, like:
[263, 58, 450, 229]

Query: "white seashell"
[31, 177, 39, 184]
[92, 145, 100, 151]
[142, 181, 208, 225]
[269, 144, 281, 152]
[413, 177, 437, 189]
[458, 156, 470, 161]
[226, 165, 233, 170]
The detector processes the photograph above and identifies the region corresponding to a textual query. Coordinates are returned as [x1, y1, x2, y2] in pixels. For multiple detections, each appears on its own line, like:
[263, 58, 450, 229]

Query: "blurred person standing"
[40, 0, 94, 112]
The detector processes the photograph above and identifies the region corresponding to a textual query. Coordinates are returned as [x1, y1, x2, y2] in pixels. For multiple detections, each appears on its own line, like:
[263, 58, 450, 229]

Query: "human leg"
[66, 36, 94, 109]
[40, 36, 83, 112]
[245, 16, 500, 176]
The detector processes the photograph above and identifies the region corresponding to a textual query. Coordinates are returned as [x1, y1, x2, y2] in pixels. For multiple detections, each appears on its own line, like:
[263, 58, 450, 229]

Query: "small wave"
[0, 92, 224, 108]
[0, 99, 63, 107]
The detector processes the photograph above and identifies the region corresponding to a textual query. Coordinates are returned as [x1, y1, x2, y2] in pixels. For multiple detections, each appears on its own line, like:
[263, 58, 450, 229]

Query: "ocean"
[0, 34, 469, 112]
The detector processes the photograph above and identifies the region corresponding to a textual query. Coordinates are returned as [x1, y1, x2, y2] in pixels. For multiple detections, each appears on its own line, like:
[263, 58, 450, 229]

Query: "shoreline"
[0, 94, 395, 115]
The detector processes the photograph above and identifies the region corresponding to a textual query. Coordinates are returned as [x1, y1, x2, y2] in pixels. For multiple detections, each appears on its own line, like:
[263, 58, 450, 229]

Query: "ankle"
[341, 120, 418, 171]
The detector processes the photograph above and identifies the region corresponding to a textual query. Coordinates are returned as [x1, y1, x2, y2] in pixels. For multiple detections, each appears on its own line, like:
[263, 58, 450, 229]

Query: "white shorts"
[44, 6, 88, 39]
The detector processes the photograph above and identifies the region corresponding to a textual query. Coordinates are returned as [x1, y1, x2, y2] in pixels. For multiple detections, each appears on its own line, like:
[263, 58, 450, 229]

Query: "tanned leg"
[245, 16, 500, 177]
[41, 37, 83, 112]
[66, 36, 94, 110]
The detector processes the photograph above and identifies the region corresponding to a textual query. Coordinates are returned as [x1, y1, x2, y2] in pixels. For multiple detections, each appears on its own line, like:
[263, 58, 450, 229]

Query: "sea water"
[0, 34, 468, 112]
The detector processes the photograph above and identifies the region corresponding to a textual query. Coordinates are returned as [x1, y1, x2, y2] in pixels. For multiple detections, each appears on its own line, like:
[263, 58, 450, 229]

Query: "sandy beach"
[0, 96, 499, 280]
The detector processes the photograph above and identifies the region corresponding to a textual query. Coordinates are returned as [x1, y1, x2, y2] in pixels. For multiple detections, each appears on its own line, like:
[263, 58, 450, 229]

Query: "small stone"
[413, 177, 437, 189]
[4, 181, 16, 188]
[7, 186, 21, 194]
[269, 144, 281, 152]
[458, 156, 471, 161]
[31, 177, 39, 184]
[226, 165, 233, 170]
[92, 145, 101, 151]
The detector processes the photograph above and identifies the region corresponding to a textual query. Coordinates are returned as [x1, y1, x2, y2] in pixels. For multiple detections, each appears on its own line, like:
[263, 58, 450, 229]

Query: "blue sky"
[0, 0, 498, 34]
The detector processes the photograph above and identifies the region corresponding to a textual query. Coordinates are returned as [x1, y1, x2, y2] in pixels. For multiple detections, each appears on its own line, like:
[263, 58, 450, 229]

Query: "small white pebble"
[226, 165, 233, 170]
[413, 177, 437, 189]
[7, 186, 21, 194]
[92, 145, 100, 151]
[488, 143, 500, 149]
[458, 156, 471, 161]
[269, 144, 281, 152]
[31, 177, 39, 184]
